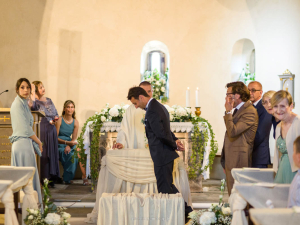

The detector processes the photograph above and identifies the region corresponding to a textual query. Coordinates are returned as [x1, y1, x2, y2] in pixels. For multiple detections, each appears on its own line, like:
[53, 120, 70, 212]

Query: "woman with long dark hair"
[9, 78, 43, 204]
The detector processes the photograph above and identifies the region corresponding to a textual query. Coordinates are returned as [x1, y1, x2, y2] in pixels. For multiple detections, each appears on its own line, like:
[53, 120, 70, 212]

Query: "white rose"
[34, 209, 39, 215]
[29, 209, 35, 214]
[199, 212, 216, 225]
[109, 116, 112, 120]
[161, 87, 165, 92]
[155, 88, 159, 92]
[169, 114, 174, 121]
[101, 116, 106, 122]
[222, 206, 231, 215]
[28, 215, 33, 220]
[160, 79, 166, 84]
[175, 107, 187, 117]
[62, 212, 71, 219]
[109, 107, 119, 117]
[185, 107, 191, 114]
[156, 81, 160, 85]
[44, 178, 49, 185]
[45, 213, 61, 225]
[219, 195, 223, 199]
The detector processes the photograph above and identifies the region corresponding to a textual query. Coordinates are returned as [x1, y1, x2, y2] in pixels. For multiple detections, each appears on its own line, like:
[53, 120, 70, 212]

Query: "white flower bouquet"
[143, 68, 168, 103]
[95, 103, 130, 123]
[164, 105, 195, 122]
[24, 179, 71, 225]
[188, 179, 232, 225]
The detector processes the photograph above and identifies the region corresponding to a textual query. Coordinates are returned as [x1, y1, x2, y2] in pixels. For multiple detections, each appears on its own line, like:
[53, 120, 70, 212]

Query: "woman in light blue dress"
[55, 100, 80, 184]
[9, 78, 43, 204]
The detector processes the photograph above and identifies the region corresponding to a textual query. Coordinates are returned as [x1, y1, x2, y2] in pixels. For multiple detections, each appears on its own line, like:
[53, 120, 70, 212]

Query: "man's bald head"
[139, 81, 153, 98]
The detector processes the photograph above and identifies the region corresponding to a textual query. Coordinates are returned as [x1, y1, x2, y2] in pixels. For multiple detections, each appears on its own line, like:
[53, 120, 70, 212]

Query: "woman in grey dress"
[9, 78, 43, 205]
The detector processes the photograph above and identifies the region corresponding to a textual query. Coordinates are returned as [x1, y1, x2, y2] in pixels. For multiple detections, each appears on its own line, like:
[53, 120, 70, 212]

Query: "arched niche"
[140, 40, 170, 75]
[140, 40, 170, 97]
[231, 38, 255, 82]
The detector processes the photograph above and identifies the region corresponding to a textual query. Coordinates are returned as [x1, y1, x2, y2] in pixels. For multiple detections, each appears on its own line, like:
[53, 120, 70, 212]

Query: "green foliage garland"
[188, 116, 219, 180]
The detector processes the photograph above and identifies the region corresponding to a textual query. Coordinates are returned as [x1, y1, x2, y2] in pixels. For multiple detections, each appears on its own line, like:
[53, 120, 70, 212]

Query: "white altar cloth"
[0, 180, 18, 225]
[98, 193, 185, 225]
[0, 166, 39, 225]
[83, 121, 212, 179]
[250, 207, 300, 225]
[86, 149, 192, 223]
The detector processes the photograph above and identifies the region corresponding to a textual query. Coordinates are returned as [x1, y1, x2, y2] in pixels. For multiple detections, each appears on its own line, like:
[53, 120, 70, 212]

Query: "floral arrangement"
[238, 62, 255, 85]
[143, 68, 168, 103]
[188, 179, 232, 225]
[24, 179, 71, 225]
[96, 103, 130, 123]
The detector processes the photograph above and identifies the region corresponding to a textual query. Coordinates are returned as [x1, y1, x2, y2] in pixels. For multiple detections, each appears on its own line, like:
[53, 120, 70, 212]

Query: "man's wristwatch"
[225, 111, 231, 115]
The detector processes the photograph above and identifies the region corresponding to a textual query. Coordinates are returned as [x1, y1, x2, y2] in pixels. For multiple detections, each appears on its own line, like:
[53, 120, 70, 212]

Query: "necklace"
[63, 116, 73, 124]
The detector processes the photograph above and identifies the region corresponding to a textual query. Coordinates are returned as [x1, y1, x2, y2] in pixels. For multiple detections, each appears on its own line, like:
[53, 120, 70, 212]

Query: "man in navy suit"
[127, 86, 193, 222]
[248, 81, 272, 168]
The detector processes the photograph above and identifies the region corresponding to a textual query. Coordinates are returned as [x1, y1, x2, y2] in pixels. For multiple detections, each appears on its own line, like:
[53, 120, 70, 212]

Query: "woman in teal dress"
[272, 90, 300, 183]
[9, 78, 43, 204]
[55, 100, 79, 184]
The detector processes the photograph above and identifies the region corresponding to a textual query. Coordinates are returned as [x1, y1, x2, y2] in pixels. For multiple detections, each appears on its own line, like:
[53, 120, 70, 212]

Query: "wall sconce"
[278, 69, 295, 106]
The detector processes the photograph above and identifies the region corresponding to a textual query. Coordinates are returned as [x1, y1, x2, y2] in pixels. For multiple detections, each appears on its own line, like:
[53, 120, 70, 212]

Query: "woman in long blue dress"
[29, 81, 60, 187]
[55, 100, 80, 184]
[272, 91, 300, 183]
[9, 78, 43, 204]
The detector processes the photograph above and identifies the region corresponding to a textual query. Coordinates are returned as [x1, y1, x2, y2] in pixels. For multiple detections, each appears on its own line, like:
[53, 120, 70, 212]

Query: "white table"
[0, 180, 18, 225]
[98, 193, 185, 225]
[0, 166, 39, 225]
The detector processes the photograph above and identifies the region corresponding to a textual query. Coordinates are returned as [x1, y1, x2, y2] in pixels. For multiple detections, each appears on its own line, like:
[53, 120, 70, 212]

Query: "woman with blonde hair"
[272, 90, 300, 183]
[30, 81, 60, 187]
[262, 90, 281, 138]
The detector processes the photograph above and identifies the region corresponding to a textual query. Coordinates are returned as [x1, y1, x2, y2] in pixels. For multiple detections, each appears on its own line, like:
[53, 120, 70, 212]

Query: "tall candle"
[186, 87, 190, 107]
[195, 87, 199, 107]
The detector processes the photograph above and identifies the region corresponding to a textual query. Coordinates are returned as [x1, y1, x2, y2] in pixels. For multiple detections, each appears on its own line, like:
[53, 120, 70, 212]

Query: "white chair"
[0, 180, 18, 225]
[0, 166, 39, 225]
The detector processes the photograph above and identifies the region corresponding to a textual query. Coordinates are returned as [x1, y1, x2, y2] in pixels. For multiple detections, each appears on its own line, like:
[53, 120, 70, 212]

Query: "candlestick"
[195, 107, 201, 117]
[186, 87, 190, 107]
[195, 87, 199, 107]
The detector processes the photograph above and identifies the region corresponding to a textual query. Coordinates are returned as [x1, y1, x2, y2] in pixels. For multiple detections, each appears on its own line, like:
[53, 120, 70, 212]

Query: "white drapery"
[0, 180, 18, 225]
[0, 166, 39, 225]
[98, 193, 185, 225]
[86, 149, 192, 223]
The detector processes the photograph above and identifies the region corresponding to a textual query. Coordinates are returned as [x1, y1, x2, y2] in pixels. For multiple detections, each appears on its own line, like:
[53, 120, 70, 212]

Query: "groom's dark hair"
[127, 86, 149, 100]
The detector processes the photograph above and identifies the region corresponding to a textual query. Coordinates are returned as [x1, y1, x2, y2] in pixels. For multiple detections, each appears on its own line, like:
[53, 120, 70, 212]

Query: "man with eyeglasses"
[248, 81, 272, 168]
[221, 81, 258, 195]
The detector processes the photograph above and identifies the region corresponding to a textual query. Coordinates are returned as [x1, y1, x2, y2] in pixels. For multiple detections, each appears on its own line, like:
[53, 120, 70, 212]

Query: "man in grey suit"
[221, 81, 258, 195]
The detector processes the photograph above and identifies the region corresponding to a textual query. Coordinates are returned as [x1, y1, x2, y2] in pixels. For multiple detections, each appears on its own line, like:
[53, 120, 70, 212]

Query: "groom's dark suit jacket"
[144, 98, 179, 167]
[252, 99, 272, 166]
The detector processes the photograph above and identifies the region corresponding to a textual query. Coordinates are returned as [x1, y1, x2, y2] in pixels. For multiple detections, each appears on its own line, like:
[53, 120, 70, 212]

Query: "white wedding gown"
[85, 104, 192, 223]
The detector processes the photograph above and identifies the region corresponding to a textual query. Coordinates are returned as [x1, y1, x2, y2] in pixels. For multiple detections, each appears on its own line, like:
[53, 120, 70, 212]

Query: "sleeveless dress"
[58, 118, 78, 183]
[274, 136, 297, 183]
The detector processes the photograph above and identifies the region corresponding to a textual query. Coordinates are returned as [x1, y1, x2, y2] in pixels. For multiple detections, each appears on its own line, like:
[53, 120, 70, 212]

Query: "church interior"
[1, 0, 300, 224]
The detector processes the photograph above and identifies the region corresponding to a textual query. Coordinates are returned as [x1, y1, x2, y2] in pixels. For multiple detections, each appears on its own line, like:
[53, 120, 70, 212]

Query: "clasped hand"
[176, 140, 185, 151]
[64, 145, 71, 155]
[113, 142, 123, 149]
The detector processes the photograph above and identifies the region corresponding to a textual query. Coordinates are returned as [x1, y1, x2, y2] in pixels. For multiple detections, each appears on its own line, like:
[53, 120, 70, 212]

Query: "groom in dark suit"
[127, 86, 193, 222]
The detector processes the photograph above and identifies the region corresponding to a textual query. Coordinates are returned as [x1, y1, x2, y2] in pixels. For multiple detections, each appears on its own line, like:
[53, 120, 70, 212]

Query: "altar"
[83, 121, 213, 191]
